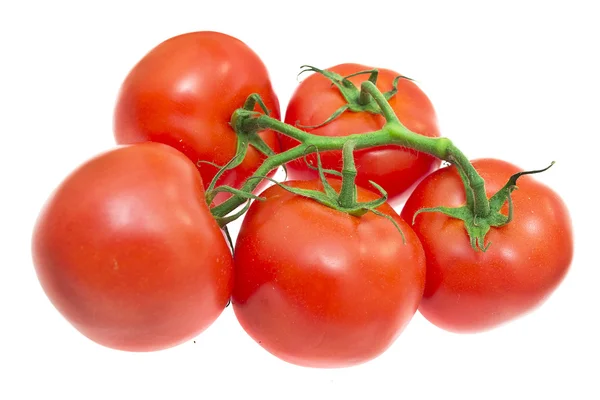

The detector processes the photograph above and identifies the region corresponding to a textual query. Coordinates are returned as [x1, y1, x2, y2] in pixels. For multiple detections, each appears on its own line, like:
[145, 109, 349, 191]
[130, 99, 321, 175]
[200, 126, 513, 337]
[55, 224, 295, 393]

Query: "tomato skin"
[401, 159, 573, 333]
[31, 143, 233, 351]
[113, 31, 281, 206]
[232, 180, 426, 367]
[282, 63, 440, 204]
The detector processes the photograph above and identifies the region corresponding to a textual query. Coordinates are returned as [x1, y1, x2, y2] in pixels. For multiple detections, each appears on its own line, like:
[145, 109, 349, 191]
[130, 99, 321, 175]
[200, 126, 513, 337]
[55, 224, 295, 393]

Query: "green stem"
[239, 113, 315, 143]
[358, 88, 372, 106]
[360, 81, 400, 124]
[360, 81, 491, 218]
[212, 84, 491, 220]
[338, 141, 358, 208]
[211, 143, 309, 217]
[210, 125, 391, 218]
[357, 71, 378, 105]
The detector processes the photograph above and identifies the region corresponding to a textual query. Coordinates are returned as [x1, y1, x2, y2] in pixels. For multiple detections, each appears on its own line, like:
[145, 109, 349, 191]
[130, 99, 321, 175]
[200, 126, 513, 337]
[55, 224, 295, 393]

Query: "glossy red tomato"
[282, 63, 440, 204]
[113, 31, 280, 206]
[401, 158, 573, 333]
[232, 180, 426, 367]
[31, 143, 233, 351]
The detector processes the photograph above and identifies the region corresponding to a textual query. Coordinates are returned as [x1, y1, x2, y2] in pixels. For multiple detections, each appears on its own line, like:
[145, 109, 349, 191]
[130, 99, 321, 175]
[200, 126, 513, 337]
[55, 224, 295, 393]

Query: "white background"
[1, 1, 598, 399]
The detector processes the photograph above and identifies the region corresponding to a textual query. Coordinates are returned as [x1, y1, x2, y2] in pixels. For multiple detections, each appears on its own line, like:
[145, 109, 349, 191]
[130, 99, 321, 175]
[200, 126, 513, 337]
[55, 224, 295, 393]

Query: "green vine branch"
[206, 66, 552, 251]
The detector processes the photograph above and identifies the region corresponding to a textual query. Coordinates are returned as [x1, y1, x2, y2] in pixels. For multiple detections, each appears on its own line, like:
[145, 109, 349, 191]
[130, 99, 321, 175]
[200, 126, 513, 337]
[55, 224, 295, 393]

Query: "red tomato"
[401, 159, 573, 333]
[282, 63, 440, 204]
[113, 31, 281, 206]
[31, 143, 233, 351]
[232, 180, 426, 367]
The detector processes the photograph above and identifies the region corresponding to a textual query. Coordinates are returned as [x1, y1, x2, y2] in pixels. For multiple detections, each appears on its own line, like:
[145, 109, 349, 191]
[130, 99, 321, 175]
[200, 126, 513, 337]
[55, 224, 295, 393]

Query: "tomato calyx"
[252, 140, 406, 242]
[200, 95, 279, 208]
[209, 127, 407, 240]
[412, 162, 555, 251]
[294, 65, 411, 129]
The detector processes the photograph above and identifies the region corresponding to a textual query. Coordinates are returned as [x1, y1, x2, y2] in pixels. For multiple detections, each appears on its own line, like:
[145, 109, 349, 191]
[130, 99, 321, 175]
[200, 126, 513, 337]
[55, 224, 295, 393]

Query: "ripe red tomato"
[401, 158, 573, 333]
[282, 63, 440, 204]
[31, 143, 233, 351]
[232, 180, 426, 367]
[113, 31, 281, 206]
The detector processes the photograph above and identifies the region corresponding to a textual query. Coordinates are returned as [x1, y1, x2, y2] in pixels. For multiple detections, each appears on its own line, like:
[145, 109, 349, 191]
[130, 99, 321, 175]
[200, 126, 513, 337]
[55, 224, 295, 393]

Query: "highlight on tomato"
[31, 143, 233, 351]
[113, 31, 281, 206]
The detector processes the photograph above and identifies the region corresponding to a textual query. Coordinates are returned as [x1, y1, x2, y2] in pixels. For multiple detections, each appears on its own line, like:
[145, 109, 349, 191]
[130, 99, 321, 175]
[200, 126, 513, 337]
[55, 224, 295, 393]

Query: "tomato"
[113, 31, 281, 206]
[282, 63, 440, 204]
[232, 179, 426, 367]
[401, 158, 573, 333]
[31, 142, 233, 351]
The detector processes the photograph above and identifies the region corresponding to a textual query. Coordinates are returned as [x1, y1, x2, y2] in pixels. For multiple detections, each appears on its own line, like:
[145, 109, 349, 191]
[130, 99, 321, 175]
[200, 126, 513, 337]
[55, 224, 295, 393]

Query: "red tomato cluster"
[31, 31, 573, 368]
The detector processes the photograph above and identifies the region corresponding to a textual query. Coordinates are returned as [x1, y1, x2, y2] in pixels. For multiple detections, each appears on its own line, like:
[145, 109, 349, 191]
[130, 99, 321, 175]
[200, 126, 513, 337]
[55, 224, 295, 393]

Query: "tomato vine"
[208, 67, 552, 251]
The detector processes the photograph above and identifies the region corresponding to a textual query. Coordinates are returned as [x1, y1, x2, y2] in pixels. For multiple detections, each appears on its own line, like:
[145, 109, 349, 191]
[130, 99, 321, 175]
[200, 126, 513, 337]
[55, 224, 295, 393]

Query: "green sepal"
[298, 65, 380, 117]
[340, 180, 406, 243]
[248, 134, 276, 157]
[370, 209, 406, 244]
[488, 161, 555, 217]
[247, 175, 340, 209]
[197, 160, 224, 169]
[206, 93, 279, 207]
[382, 75, 413, 100]
[296, 104, 349, 129]
[236, 93, 281, 179]
[342, 69, 378, 105]
[251, 175, 406, 242]
[295, 67, 411, 131]
[341, 69, 379, 83]
[313, 149, 338, 198]
[356, 181, 389, 210]
[209, 185, 265, 201]
[302, 145, 343, 177]
[214, 199, 253, 227]
[412, 205, 493, 251]
[243, 93, 271, 115]
[412, 161, 556, 251]
[204, 136, 249, 206]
